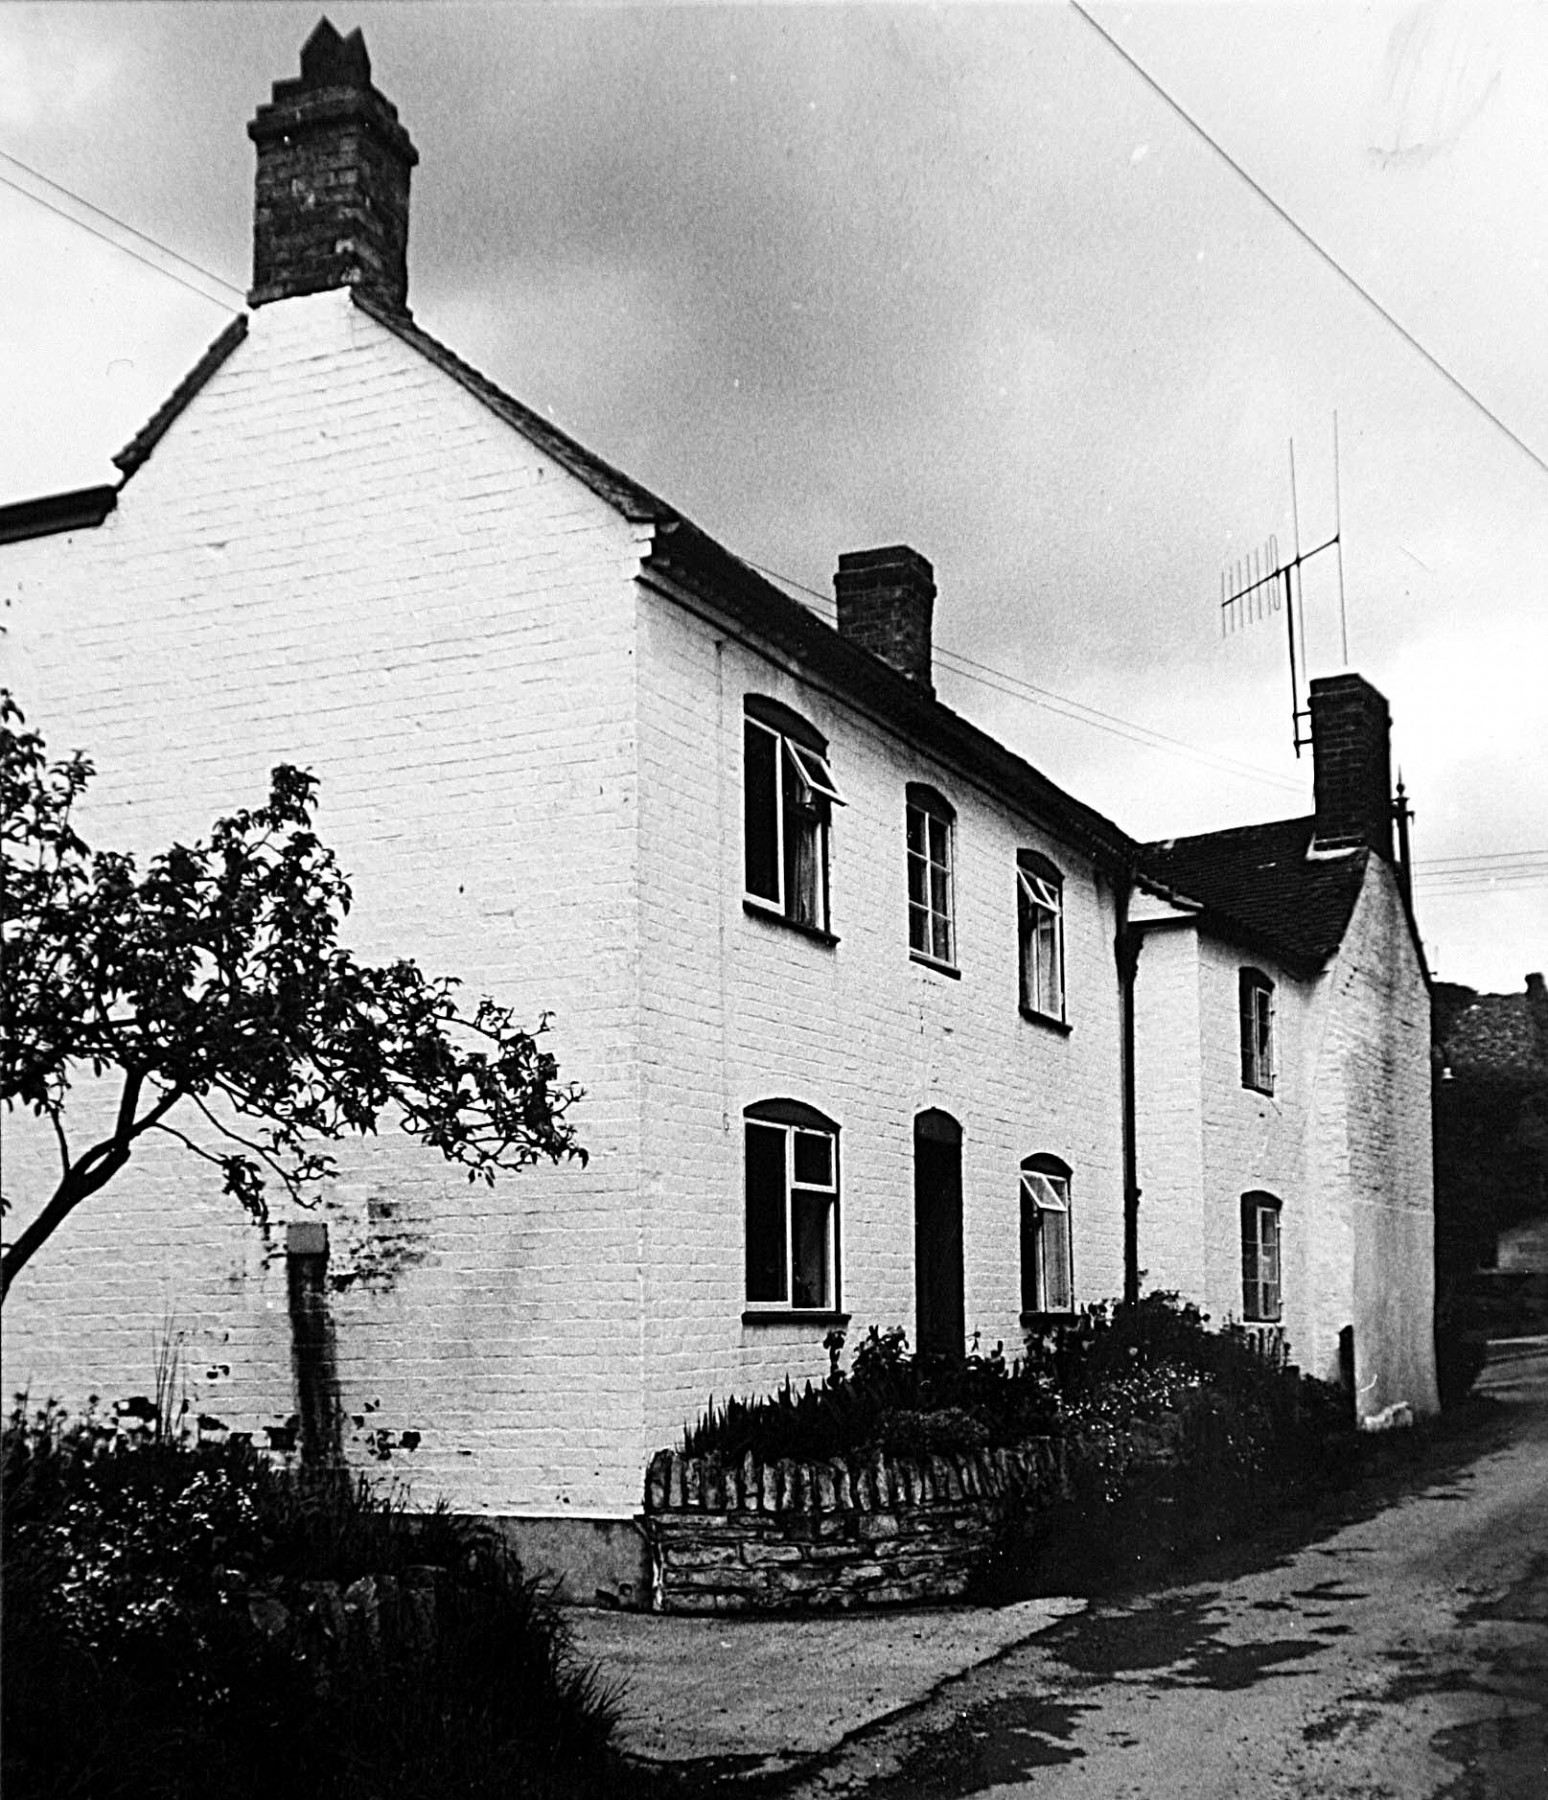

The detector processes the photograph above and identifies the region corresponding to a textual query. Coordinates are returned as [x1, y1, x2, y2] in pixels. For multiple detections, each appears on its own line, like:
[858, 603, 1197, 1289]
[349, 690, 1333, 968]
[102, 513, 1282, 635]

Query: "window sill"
[742, 1309, 851, 1328]
[1241, 1080, 1276, 1098]
[1019, 1310, 1078, 1332]
[742, 899, 839, 947]
[1019, 1004, 1072, 1035]
[909, 951, 961, 980]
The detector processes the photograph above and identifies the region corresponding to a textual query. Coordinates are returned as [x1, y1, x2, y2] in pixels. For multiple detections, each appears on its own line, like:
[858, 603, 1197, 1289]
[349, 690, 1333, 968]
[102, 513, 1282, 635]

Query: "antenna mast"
[1219, 417, 1345, 756]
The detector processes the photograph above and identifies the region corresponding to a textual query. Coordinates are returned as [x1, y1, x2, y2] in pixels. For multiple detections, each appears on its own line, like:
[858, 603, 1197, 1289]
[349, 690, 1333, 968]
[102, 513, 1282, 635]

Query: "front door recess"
[914, 1109, 964, 1358]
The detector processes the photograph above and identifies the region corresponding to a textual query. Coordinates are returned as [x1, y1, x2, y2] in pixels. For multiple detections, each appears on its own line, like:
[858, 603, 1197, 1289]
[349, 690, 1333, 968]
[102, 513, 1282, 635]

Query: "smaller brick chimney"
[834, 546, 936, 691]
[1309, 672, 1394, 859]
[247, 19, 418, 312]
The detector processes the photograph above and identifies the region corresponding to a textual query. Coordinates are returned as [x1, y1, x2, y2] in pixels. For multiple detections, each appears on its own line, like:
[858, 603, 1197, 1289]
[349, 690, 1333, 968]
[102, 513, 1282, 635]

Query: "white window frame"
[907, 790, 956, 967]
[1020, 1164, 1074, 1315]
[744, 1113, 840, 1313]
[744, 715, 844, 932]
[1017, 863, 1065, 1020]
[1241, 1193, 1282, 1322]
[1240, 968, 1276, 1094]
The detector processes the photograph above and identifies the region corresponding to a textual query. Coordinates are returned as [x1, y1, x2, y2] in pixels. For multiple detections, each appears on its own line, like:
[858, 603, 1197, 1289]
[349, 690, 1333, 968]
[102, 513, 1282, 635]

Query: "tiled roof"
[1141, 816, 1370, 973]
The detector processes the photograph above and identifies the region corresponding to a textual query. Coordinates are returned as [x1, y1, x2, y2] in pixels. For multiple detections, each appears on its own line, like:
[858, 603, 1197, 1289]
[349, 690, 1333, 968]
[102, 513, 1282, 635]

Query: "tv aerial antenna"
[1219, 413, 1348, 757]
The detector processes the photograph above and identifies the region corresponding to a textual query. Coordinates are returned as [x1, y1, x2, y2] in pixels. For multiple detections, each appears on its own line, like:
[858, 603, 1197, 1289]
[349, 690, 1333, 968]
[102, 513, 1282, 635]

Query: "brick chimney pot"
[247, 19, 418, 313]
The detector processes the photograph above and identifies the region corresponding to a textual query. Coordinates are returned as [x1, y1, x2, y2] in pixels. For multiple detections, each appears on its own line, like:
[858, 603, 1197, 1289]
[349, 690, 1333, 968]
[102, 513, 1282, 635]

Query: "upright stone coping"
[641, 1440, 1063, 1614]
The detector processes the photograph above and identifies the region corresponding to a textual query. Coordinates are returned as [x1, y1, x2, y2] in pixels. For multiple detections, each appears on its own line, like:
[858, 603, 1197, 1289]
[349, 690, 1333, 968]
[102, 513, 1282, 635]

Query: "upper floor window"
[906, 783, 956, 968]
[744, 1099, 840, 1313]
[1020, 1155, 1074, 1316]
[1241, 1192, 1282, 1322]
[1017, 850, 1065, 1021]
[744, 697, 844, 935]
[1239, 967, 1276, 1093]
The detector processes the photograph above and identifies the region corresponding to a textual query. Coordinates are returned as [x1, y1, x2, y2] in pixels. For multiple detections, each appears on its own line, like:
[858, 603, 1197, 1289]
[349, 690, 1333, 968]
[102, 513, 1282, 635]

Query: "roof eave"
[0, 484, 119, 546]
[647, 521, 1140, 872]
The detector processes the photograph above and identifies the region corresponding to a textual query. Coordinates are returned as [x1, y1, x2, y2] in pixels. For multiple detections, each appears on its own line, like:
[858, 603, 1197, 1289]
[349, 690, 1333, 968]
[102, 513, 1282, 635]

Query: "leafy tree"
[1, 696, 585, 1303]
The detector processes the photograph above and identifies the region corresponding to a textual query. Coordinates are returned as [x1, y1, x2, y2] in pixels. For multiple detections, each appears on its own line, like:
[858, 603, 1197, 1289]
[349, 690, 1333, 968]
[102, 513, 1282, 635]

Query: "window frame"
[742, 1099, 842, 1318]
[1239, 967, 1276, 1094]
[1017, 849, 1066, 1023]
[906, 782, 957, 971]
[1241, 1192, 1283, 1323]
[1019, 1154, 1075, 1320]
[743, 699, 844, 940]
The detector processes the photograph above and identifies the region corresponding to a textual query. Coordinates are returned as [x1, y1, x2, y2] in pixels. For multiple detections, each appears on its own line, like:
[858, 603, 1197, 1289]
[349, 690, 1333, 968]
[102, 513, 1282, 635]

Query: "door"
[914, 1109, 964, 1358]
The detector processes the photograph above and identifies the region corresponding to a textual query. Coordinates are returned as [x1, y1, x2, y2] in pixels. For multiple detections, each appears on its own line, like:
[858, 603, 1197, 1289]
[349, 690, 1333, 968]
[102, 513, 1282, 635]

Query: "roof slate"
[1141, 816, 1370, 973]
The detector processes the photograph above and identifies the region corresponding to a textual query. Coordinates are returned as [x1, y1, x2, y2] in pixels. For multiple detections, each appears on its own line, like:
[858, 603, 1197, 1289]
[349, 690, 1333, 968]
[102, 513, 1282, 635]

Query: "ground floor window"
[744, 1099, 839, 1311]
[1241, 1191, 1282, 1321]
[1020, 1155, 1073, 1315]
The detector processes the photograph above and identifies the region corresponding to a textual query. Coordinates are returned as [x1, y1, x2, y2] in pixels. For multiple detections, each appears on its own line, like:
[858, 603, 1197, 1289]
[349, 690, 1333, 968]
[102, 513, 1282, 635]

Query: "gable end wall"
[1, 289, 658, 1515]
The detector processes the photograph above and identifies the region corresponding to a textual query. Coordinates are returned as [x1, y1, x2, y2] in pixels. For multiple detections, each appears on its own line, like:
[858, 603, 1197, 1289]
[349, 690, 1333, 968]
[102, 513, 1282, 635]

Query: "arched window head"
[1017, 851, 1065, 1021]
[744, 1099, 840, 1313]
[1241, 1192, 1282, 1322]
[1020, 1155, 1073, 1315]
[1239, 968, 1275, 1094]
[905, 784, 956, 968]
[744, 698, 844, 936]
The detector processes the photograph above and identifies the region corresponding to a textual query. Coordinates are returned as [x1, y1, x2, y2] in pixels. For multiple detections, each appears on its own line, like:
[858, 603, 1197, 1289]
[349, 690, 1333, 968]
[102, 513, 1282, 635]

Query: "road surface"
[781, 1342, 1548, 1799]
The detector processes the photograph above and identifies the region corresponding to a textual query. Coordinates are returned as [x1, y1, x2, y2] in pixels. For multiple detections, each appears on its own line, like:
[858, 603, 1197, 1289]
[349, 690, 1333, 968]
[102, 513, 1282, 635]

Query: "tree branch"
[1, 1071, 183, 1307]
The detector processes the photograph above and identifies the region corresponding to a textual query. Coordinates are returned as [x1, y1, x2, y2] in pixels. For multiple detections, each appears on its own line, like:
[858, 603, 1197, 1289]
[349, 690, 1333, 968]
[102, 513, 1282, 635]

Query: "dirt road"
[780, 1344, 1548, 1799]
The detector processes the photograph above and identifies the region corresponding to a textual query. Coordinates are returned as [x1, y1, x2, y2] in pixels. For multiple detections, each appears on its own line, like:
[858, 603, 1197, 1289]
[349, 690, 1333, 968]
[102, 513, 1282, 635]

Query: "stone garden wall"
[641, 1440, 1064, 1613]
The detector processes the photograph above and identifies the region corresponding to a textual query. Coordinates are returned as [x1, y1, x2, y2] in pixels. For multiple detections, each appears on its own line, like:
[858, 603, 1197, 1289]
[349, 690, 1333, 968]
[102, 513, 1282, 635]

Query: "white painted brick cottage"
[0, 23, 1436, 1599]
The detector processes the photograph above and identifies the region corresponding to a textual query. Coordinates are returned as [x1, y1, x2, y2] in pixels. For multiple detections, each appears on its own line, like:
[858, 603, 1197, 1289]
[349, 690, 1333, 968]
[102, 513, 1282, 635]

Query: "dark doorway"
[914, 1109, 964, 1358]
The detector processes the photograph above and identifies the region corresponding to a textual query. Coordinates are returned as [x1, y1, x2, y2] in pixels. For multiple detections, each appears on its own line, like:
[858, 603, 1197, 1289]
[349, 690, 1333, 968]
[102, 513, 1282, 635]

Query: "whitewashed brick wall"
[1132, 857, 1436, 1415]
[631, 592, 1128, 1442]
[3, 290, 656, 1515]
[1314, 860, 1438, 1415]
[1132, 922, 1205, 1299]
[2, 287, 1132, 1519]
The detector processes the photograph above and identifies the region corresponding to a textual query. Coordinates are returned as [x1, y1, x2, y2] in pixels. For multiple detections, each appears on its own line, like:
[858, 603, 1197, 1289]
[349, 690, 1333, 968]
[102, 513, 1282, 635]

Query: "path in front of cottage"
[777, 1341, 1548, 1800]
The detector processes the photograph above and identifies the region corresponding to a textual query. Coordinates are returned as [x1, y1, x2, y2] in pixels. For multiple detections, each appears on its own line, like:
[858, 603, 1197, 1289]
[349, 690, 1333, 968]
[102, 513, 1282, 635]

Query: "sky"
[2, 1, 1544, 993]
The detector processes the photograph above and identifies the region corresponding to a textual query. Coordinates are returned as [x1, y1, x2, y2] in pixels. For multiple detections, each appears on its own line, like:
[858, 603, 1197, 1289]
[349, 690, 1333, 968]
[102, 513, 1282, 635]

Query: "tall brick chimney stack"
[834, 546, 937, 692]
[1309, 672, 1395, 859]
[247, 19, 418, 312]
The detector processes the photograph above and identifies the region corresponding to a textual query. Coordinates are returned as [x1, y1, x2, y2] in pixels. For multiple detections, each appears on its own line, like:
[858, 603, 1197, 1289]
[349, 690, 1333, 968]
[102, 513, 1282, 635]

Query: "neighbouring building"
[1134, 674, 1439, 1419]
[1432, 972, 1548, 1276]
[0, 22, 1439, 1600]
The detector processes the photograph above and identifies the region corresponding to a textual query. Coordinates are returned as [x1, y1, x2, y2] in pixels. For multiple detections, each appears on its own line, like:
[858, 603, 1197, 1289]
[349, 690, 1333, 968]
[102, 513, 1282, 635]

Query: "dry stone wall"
[642, 1440, 1064, 1613]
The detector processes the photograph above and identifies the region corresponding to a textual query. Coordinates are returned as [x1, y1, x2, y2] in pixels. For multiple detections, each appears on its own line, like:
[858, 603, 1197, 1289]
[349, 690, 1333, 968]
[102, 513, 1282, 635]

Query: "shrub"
[681, 1326, 1061, 1464]
[679, 1298, 1358, 1599]
[3, 1398, 621, 1800]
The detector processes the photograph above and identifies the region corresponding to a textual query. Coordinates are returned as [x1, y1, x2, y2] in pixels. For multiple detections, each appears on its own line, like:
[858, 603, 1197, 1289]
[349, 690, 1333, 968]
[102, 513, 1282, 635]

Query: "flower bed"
[641, 1440, 1064, 1613]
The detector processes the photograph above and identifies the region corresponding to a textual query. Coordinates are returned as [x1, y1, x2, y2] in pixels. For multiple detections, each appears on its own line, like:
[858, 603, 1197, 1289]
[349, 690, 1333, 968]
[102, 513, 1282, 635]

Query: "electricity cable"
[1068, 2, 1548, 480]
[0, 152, 244, 308]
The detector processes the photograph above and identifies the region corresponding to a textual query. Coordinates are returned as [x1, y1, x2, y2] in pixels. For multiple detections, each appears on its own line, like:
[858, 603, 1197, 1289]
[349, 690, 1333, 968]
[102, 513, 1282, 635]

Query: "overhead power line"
[0, 149, 244, 309]
[1414, 849, 1547, 870]
[1067, 2, 1548, 481]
